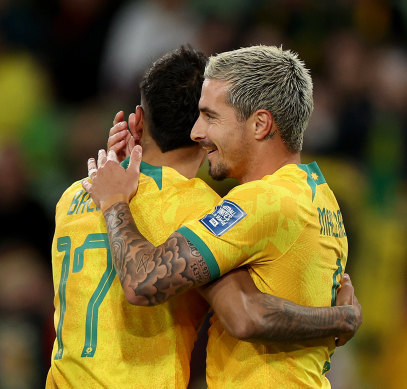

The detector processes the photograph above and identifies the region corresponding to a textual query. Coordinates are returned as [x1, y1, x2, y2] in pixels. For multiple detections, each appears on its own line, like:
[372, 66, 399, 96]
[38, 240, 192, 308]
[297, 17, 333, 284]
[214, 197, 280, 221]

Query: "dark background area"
[0, 1, 406, 388]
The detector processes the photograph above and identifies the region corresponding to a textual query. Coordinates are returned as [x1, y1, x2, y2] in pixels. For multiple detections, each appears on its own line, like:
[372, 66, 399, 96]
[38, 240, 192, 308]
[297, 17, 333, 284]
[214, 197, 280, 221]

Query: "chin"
[209, 172, 227, 181]
[208, 162, 230, 181]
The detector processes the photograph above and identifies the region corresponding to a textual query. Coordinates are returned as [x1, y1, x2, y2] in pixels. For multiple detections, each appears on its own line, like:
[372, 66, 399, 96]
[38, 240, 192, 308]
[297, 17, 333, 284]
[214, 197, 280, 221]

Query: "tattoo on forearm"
[256, 296, 355, 341]
[104, 202, 212, 305]
[190, 258, 211, 283]
[187, 240, 202, 257]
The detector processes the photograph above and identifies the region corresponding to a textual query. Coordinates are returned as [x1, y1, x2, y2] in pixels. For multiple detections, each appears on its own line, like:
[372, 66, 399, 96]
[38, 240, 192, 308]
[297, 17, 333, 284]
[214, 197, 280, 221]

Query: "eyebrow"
[199, 106, 218, 116]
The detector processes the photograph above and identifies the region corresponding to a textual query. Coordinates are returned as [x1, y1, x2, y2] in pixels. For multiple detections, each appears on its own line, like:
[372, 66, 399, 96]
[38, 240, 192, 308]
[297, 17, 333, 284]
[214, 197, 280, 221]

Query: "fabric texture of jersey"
[46, 161, 220, 389]
[178, 162, 348, 389]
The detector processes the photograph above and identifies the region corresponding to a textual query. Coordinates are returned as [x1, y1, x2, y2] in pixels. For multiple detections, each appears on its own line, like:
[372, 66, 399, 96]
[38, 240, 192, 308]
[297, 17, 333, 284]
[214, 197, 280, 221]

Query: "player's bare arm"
[83, 148, 362, 341]
[199, 269, 361, 345]
[82, 147, 212, 306]
[103, 202, 211, 305]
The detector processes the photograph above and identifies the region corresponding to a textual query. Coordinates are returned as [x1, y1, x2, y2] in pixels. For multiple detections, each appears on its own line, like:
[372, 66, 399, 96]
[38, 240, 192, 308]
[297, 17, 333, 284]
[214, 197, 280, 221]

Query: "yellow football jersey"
[178, 162, 348, 388]
[46, 161, 220, 389]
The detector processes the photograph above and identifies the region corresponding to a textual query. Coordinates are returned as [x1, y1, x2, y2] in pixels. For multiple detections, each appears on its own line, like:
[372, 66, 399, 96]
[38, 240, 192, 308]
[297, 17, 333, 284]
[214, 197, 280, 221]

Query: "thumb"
[113, 110, 124, 126]
[337, 273, 354, 306]
[339, 273, 351, 287]
[128, 145, 142, 175]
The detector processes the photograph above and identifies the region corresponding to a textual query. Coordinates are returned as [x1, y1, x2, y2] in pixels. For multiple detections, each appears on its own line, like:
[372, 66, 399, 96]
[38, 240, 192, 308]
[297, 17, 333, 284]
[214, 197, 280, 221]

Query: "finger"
[338, 273, 354, 305]
[339, 273, 351, 286]
[107, 129, 128, 150]
[82, 178, 91, 193]
[108, 121, 128, 139]
[336, 284, 354, 306]
[107, 149, 119, 163]
[125, 135, 136, 158]
[113, 110, 125, 126]
[109, 139, 127, 154]
[98, 149, 107, 168]
[128, 136, 136, 151]
[128, 145, 142, 175]
[87, 158, 97, 180]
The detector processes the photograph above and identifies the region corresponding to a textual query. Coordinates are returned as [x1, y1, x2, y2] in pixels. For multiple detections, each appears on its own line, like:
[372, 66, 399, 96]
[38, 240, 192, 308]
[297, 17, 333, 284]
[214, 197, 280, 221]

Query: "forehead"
[199, 79, 230, 108]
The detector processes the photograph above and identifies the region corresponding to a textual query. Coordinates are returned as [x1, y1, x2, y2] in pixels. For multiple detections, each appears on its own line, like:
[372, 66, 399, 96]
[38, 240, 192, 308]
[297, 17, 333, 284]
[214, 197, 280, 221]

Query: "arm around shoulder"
[199, 268, 362, 344]
[198, 267, 267, 340]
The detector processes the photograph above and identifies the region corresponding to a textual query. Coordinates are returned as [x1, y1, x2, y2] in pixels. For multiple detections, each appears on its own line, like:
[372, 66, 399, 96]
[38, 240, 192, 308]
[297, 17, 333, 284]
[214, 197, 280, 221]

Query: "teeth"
[201, 144, 217, 153]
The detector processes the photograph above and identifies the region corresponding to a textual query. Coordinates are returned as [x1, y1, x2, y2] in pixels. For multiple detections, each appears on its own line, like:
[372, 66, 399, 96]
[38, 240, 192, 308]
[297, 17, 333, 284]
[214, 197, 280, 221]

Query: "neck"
[141, 138, 204, 179]
[238, 140, 301, 184]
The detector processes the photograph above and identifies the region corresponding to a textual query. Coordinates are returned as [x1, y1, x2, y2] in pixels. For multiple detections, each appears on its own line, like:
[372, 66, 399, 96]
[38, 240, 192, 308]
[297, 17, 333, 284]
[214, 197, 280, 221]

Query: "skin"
[192, 80, 250, 181]
[83, 80, 362, 344]
[107, 110, 139, 161]
[83, 80, 299, 306]
[85, 148, 212, 306]
[105, 112, 360, 344]
[191, 79, 300, 184]
[201, 268, 360, 346]
[82, 146, 361, 343]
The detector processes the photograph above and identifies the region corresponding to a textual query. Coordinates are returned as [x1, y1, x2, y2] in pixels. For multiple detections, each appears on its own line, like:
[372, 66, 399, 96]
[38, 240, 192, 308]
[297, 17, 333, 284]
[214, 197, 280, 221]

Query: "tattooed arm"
[83, 148, 361, 343]
[83, 147, 212, 305]
[103, 197, 362, 343]
[102, 192, 362, 342]
[103, 201, 212, 306]
[199, 269, 362, 345]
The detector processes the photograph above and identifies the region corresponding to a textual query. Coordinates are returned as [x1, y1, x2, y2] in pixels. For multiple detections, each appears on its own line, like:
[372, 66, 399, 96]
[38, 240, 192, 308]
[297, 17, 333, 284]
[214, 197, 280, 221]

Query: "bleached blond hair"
[204, 45, 313, 152]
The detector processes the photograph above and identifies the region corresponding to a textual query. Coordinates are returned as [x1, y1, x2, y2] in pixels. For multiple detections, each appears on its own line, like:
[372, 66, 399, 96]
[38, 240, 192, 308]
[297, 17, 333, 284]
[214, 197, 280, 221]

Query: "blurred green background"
[0, 1, 406, 388]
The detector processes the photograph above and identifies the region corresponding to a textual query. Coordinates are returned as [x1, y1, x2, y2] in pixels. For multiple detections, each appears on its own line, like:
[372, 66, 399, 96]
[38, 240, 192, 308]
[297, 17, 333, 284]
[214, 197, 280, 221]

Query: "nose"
[190, 115, 206, 143]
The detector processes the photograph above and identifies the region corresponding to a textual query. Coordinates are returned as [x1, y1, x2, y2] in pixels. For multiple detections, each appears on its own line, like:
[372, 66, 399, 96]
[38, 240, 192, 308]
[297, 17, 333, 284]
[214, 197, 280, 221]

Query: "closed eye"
[199, 106, 218, 122]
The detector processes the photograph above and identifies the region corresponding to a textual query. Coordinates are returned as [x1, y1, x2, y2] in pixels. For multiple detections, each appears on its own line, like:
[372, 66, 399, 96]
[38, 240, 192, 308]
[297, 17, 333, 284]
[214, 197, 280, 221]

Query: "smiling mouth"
[200, 141, 217, 155]
[201, 145, 217, 155]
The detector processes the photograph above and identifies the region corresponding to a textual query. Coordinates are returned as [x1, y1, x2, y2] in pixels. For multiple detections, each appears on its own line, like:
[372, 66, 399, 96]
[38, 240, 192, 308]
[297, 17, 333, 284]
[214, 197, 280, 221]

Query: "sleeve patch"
[199, 200, 246, 236]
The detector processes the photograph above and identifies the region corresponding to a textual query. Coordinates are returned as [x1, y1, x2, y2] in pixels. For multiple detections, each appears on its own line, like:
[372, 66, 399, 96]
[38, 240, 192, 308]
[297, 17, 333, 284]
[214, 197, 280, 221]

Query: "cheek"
[206, 125, 218, 142]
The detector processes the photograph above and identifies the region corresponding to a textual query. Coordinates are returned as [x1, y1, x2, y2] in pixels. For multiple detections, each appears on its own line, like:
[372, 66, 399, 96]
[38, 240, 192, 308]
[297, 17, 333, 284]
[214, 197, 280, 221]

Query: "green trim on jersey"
[121, 158, 163, 190]
[298, 161, 326, 201]
[177, 226, 220, 280]
[322, 352, 334, 375]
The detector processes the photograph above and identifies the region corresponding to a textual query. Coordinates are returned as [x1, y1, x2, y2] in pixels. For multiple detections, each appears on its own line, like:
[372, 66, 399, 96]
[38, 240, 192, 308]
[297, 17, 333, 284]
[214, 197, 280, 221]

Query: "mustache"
[199, 140, 217, 150]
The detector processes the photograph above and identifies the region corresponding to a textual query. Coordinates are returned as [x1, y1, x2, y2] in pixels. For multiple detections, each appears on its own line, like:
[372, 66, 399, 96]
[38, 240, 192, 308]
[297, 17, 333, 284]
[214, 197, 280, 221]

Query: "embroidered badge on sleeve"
[199, 200, 246, 236]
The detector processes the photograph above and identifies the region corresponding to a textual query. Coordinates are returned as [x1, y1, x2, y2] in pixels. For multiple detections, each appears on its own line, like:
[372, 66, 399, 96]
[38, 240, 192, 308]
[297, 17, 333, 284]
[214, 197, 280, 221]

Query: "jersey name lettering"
[318, 207, 346, 238]
[67, 189, 99, 215]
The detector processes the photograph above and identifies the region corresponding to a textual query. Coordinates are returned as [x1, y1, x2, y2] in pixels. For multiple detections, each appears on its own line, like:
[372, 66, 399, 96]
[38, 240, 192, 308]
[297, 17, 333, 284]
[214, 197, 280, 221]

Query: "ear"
[253, 109, 274, 140]
[128, 105, 144, 143]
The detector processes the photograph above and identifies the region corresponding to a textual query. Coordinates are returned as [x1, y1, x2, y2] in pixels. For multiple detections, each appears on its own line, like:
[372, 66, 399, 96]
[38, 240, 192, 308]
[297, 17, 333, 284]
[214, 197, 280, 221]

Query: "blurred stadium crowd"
[0, 0, 406, 388]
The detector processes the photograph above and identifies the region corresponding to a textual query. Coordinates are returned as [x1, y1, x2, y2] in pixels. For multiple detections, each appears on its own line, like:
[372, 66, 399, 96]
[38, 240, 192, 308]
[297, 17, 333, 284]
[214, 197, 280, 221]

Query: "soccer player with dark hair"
[84, 45, 361, 388]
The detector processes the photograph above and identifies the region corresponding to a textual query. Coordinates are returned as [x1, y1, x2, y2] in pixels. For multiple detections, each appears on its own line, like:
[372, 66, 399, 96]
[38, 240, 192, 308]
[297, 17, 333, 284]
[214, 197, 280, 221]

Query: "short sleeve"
[177, 182, 284, 278]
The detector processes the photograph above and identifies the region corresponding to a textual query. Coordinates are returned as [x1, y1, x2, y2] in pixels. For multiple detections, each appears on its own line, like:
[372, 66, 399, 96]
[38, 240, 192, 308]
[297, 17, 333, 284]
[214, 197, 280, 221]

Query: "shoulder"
[223, 174, 294, 205]
[57, 180, 85, 205]
[221, 166, 315, 221]
[161, 168, 220, 203]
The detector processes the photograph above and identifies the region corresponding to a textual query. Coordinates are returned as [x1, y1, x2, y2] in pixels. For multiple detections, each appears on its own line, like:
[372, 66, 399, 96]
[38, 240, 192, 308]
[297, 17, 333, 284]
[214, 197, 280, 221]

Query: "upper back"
[49, 163, 220, 389]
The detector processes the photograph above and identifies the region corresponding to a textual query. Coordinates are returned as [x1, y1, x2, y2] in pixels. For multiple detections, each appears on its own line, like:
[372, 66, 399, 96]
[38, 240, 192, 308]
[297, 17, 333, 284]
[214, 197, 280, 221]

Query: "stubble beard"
[208, 159, 230, 181]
